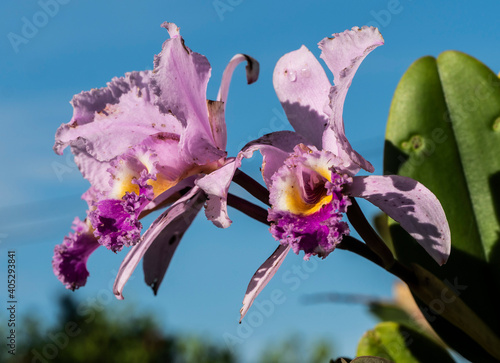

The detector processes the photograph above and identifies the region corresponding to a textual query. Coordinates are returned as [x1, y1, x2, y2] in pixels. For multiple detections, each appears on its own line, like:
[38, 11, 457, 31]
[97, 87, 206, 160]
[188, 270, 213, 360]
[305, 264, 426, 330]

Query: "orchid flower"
[52, 22, 259, 294]
[237, 26, 451, 320]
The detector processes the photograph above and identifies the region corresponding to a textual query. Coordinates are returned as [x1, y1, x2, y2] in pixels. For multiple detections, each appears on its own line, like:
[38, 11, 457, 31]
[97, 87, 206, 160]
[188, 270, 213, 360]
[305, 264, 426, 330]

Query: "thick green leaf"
[437, 52, 500, 271]
[357, 322, 454, 363]
[384, 52, 500, 360]
[372, 213, 394, 255]
[368, 303, 413, 326]
[408, 264, 500, 359]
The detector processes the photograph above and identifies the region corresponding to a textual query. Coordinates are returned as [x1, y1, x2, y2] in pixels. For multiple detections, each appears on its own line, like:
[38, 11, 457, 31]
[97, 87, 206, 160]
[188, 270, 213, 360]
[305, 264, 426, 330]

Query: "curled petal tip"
[241, 54, 260, 85]
[161, 22, 180, 38]
[217, 54, 260, 104]
[331, 26, 384, 46]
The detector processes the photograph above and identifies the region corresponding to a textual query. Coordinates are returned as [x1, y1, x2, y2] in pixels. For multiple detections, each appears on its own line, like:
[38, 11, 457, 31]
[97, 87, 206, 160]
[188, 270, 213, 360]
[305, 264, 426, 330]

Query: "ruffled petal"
[319, 26, 383, 172]
[72, 143, 113, 193]
[269, 204, 349, 260]
[52, 218, 100, 290]
[273, 46, 331, 148]
[240, 245, 290, 322]
[113, 187, 205, 299]
[347, 175, 451, 265]
[54, 71, 181, 161]
[152, 22, 225, 165]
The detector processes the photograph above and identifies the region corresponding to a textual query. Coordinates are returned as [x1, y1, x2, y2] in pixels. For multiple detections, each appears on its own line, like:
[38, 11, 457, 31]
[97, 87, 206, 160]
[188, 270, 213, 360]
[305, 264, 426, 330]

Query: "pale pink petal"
[113, 187, 205, 299]
[54, 71, 181, 161]
[217, 54, 260, 105]
[240, 245, 291, 322]
[273, 46, 331, 148]
[319, 26, 384, 172]
[243, 131, 308, 188]
[140, 132, 192, 181]
[71, 142, 112, 193]
[196, 158, 240, 228]
[347, 175, 451, 265]
[152, 22, 225, 165]
[72, 132, 189, 198]
[211, 54, 259, 151]
[142, 190, 206, 294]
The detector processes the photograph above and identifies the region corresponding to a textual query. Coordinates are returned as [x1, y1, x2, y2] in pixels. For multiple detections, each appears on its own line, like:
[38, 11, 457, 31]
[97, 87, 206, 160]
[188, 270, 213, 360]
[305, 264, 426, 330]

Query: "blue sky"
[1, 0, 499, 361]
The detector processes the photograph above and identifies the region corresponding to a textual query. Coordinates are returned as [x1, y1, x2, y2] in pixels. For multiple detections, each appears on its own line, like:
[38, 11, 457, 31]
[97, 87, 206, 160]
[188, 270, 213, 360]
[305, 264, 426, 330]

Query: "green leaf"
[408, 264, 500, 359]
[356, 322, 454, 363]
[372, 213, 394, 255]
[368, 302, 412, 324]
[384, 51, 500, 360]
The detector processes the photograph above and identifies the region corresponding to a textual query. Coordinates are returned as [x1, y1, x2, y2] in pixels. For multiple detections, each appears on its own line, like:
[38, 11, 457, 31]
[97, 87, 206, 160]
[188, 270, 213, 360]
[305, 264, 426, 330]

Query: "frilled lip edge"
[52, 218, 100, 291]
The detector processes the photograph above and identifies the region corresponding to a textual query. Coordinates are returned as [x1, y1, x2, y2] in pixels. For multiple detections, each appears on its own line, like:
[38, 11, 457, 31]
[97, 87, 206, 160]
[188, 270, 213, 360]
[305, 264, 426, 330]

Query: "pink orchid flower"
[52, 22, 259, 294]
[237, 26, 451, 320]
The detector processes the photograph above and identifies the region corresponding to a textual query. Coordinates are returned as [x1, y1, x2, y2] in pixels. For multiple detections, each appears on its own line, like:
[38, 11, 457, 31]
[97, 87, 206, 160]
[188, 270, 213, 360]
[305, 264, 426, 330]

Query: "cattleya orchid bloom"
[52, 22, 259, 293]
[238, 26, 451, 320]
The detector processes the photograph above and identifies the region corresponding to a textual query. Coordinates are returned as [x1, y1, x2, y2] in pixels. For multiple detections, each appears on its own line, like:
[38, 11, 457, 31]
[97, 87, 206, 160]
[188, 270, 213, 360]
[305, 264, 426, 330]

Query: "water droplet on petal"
[287, 70, 297, 82]
[300, 67, 311, 78]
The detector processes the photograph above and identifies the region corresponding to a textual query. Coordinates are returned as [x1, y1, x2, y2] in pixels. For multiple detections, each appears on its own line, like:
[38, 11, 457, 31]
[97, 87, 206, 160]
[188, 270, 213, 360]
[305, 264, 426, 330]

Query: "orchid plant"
[53, 21, 500, 363]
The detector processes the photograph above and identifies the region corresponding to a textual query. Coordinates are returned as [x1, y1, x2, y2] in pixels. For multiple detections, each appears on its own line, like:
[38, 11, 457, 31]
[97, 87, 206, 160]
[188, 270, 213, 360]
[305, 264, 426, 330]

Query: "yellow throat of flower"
[284, 165, 332, 216]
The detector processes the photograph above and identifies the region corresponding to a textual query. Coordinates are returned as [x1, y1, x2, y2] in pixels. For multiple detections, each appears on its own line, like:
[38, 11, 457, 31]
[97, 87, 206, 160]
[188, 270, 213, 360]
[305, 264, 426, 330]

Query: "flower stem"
[337, 236, 384, 267]
[232, 169, 271, 206]
[227, 193, 270, 225]
[230, 195, 417, 285]
[337, 236, 416, 284]
[346, 198, 395, 269]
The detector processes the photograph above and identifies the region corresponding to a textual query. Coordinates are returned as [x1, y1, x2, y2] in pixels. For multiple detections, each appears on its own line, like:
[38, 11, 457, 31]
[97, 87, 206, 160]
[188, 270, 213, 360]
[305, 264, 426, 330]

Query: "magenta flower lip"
[267, 144, 353, 260]
[52, 218, 99, 291]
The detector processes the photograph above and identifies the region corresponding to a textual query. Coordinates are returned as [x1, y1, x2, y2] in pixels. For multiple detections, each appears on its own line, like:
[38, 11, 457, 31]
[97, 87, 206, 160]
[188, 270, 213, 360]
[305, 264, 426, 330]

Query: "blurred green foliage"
[2, 295, 234, 363]
[258, 334, 332, 363]
[1, 295, 334, 363]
